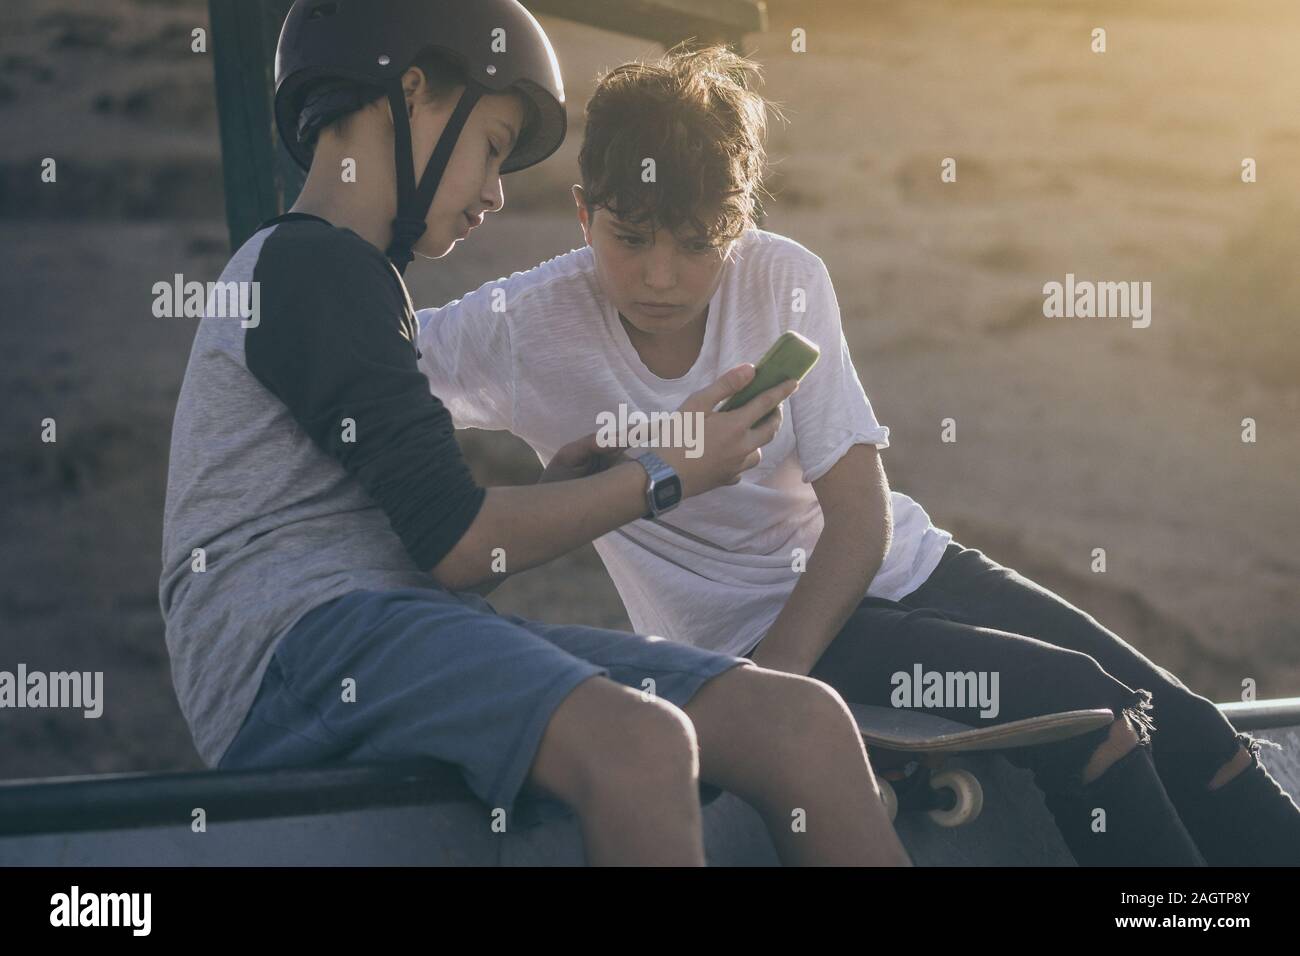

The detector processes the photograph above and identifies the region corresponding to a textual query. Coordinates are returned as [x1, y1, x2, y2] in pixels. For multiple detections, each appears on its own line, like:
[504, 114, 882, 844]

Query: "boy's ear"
[572, 185, 592, 244]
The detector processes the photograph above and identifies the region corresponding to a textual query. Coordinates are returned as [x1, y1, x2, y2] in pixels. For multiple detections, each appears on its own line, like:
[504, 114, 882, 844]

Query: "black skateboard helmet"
[274, 0, 567, 272]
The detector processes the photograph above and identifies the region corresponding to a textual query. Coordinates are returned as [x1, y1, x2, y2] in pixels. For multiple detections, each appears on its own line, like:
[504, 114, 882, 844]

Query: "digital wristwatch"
[630, 451, 682, 520]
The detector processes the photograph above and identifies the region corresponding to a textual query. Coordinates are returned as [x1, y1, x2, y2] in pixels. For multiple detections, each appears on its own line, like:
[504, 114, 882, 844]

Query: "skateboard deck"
[850, 705, 1114, 753]
[847, 705, 1115, 827]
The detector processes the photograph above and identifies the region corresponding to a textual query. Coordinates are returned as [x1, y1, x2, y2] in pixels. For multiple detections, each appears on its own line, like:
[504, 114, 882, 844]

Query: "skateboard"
[849, 705, 1114, 827]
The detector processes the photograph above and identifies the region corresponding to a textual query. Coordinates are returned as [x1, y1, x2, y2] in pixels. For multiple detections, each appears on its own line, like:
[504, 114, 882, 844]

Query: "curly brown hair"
[578, 44, 773, 246]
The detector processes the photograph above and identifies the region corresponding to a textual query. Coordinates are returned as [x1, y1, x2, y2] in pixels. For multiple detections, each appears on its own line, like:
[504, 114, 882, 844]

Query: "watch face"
[652, 478, 682, 510]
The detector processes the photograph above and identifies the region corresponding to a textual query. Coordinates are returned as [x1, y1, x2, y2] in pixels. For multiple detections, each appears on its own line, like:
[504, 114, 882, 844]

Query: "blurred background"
[1, 0, 1297, 779]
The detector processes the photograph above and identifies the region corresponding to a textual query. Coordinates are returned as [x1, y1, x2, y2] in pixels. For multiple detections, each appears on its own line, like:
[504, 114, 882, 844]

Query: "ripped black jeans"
[751, 541, 1268, 865]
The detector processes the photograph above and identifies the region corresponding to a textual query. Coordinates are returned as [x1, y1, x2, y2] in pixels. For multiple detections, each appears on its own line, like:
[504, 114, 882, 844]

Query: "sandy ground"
[1, 0, 1297, 779]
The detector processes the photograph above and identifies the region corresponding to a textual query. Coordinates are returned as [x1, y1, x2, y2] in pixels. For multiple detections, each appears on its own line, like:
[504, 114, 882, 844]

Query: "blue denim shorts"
[217, 586, 749, 822]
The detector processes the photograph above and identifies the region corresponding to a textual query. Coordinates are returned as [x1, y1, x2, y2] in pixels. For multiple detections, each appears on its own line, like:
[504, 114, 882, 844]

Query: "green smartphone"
[719, 330, 821, 412]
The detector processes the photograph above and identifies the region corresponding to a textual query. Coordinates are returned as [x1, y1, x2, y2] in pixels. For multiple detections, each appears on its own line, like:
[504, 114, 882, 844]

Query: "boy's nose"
[642, 248, 677, 290]
[483, 177, 504, 213]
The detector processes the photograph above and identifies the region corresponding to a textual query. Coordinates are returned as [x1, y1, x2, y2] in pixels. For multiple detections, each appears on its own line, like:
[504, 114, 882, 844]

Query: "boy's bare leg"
[1208, 746, 1252, 789]
[1083, 715, 1251, 790]
[1082, 715, 1140, 784]
[682, 664, 911, 866]
[527, 676, 707, 865]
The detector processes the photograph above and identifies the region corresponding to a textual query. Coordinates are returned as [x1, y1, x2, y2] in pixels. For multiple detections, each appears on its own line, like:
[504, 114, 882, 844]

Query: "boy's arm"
[748, 444, 892, 676]
[446, 435, 632, 597]
[430, 375, 796, 590]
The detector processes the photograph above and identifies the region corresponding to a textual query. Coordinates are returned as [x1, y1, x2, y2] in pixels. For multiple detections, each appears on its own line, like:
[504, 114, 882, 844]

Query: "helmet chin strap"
[384, 80, 485, 274]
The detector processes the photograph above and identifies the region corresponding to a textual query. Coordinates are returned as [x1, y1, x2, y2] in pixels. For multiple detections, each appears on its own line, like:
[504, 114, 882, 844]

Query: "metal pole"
[208, 0, 302, 252]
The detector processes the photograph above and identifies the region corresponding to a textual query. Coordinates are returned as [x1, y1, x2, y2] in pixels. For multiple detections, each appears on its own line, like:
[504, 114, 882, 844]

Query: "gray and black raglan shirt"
[159, 214, 486, 766]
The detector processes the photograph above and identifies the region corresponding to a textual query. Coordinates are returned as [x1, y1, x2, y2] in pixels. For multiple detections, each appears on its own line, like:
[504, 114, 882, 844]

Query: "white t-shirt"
[416, 229, 951, 658]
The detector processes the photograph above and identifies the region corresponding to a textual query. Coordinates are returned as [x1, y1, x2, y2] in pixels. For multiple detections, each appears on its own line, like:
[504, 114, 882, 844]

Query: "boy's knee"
[575, 695, 700, 801]
[532, 678, 698, 806]
[1053, 653, 1122, 704]
[748, 670, 855, 741]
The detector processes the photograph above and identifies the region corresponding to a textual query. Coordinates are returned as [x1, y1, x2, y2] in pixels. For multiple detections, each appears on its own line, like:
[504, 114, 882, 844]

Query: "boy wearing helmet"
[159, 0, 910, 866]
[417, 45, 1300, 865]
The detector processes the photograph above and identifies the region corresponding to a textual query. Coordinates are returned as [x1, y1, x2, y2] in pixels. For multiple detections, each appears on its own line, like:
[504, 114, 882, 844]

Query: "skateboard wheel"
[926, 769, 983, 827]
[877, 780, 898, 823]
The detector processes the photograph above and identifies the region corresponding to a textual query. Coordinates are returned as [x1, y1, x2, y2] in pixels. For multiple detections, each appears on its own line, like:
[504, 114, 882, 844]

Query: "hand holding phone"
[718, 331, 821, 414]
